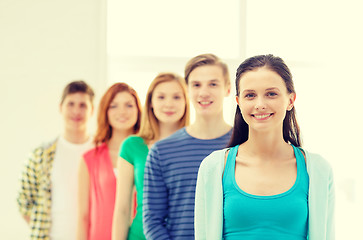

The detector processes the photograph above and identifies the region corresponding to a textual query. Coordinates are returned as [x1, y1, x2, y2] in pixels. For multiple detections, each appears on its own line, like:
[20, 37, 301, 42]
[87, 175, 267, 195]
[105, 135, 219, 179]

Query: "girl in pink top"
[77, 83, 142, 240]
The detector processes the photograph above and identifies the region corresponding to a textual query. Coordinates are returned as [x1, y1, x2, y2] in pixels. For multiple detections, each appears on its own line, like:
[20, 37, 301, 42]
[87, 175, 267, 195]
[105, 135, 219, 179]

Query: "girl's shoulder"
[300, 148, 333, 175]
[124, 135, 146, 146]
[199, 148, 229, 174]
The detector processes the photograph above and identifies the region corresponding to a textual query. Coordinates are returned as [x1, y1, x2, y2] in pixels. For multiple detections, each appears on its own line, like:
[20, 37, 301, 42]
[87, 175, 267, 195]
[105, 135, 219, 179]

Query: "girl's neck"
[187, 115, 231, 139]
[242, 130, 292, 160]
[146, 122, 180, 148]
[107, 128, 134, 150]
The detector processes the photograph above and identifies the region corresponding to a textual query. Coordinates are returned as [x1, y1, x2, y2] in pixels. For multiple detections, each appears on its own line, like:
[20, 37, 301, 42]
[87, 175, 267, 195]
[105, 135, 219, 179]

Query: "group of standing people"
[17, 53, 335, 240]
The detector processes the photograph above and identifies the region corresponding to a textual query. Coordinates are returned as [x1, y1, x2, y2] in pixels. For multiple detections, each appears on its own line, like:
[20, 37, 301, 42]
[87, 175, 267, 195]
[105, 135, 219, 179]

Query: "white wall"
[0, 0, 106, 238]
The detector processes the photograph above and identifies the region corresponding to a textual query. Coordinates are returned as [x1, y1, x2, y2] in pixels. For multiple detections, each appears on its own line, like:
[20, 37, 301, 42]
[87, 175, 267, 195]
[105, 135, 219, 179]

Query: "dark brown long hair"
[94, 82, 142, 147]
[228, 54, 302, 147]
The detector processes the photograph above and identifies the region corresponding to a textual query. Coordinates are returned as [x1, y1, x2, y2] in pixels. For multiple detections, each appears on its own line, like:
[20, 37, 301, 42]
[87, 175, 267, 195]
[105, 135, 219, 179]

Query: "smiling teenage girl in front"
[195, 54, 335, 240]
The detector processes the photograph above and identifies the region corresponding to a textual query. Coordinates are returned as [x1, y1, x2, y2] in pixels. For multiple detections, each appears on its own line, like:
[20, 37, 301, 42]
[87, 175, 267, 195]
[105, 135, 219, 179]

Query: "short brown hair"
[138, 72, 190, 144]
[184, 53, 230, 86]
[60, 80, 95, 105]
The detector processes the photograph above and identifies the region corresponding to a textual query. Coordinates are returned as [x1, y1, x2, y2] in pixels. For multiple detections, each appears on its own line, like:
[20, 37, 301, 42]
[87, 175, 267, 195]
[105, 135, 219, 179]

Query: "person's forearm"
[76, 215, 89, 240]
[143, 204, 171, 240]
[112, 212, 130, 240]
[143, 217, 171, 240]
[144, 149, 171, 240]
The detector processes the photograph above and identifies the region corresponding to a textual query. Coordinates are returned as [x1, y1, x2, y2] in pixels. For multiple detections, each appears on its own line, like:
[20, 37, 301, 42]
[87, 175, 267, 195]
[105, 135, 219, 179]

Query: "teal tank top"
[222, 145, 309, 240]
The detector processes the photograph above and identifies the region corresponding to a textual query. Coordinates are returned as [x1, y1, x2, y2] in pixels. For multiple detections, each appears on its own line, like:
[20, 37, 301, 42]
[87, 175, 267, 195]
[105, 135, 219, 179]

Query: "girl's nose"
[255, 97, 266, 110]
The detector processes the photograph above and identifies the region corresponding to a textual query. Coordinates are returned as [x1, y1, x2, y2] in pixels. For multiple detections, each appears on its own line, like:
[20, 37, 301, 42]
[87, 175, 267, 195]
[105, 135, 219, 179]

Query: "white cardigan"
[194, 148, 335, 240]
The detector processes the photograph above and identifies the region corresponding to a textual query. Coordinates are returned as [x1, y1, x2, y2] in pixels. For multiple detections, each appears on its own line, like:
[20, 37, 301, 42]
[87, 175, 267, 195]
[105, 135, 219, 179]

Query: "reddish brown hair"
[94, 82, 142, 146]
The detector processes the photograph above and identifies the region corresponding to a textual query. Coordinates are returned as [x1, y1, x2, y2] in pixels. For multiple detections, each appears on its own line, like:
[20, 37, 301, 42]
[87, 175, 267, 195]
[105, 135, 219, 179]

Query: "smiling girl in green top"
[112, 72, 190, 240]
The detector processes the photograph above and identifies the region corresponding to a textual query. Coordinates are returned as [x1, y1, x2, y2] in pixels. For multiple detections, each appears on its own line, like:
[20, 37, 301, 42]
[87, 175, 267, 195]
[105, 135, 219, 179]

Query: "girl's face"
[237, 67, 295, 133]
[107, 91, 138, 132]
[151, 81, 186, 125]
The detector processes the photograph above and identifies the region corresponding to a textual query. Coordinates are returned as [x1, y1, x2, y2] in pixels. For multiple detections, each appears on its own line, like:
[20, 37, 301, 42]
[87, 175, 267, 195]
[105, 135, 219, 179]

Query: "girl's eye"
[109, 105, 117, 109]
[127, 104, 134, 108]
[174, 95, 181, 100]
[245, 93, 255, 98]
[267, 92, 277, 97]
[210, 83, 217, 87]
[192, 83, 200, 87]
[158, 96, 165, 99]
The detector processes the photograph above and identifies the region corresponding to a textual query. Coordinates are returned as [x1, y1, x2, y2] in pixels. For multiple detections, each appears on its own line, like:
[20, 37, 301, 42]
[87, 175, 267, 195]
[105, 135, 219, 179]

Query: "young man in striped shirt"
[143, 54, 232, 240]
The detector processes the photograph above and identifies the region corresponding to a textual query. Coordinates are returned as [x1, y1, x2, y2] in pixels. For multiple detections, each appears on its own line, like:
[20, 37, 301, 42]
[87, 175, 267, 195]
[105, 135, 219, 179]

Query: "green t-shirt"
[119, 135, 149, 240]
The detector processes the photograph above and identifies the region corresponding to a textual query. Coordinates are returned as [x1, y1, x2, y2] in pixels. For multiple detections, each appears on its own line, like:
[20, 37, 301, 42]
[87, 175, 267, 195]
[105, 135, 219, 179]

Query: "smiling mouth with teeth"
[199, 101, 212, 105]
[252, 113, 273, 119]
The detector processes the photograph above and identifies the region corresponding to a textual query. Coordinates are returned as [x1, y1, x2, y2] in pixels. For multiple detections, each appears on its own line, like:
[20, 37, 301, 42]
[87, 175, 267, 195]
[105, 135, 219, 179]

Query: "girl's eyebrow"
[241, 89, 255, 94]
[266, 87, 280, 91]
[241, 87, 281, 94]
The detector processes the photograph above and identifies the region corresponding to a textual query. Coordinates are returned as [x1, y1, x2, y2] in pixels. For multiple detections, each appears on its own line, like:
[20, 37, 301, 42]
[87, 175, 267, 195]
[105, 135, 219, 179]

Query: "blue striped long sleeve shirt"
[143, 127, 232, 240]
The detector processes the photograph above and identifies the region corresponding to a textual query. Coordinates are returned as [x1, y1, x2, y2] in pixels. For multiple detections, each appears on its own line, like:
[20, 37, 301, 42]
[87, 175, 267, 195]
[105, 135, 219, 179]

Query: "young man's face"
[188, 65, 230, 118]
[60, 92, 93, 133]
